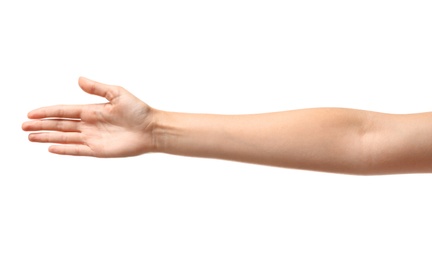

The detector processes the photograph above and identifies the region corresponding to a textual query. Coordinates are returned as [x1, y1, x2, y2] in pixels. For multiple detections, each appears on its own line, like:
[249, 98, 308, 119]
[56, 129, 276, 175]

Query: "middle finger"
[22, 119, 81, 132]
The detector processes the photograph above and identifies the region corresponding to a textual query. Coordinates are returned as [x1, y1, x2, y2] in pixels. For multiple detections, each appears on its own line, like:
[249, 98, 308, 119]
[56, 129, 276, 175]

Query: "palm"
[23, 77, 154, 157]
[80, 95, 152, 157]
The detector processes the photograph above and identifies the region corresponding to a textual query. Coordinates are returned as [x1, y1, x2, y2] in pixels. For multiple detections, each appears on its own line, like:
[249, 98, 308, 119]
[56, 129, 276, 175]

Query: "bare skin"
[22, 77, 155, 157]
[22, 77, 432, 175]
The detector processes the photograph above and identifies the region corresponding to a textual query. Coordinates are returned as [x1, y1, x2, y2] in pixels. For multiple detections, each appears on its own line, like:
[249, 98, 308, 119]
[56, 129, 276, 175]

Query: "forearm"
[151, 108, 374, 174]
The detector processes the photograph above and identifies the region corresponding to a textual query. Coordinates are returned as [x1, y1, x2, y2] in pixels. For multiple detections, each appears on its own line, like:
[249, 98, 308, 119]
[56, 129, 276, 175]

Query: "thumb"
[78, 77, 118, 101]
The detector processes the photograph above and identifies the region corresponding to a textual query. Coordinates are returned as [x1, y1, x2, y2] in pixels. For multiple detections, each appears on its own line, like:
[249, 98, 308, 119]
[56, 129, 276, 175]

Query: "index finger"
[28, 105, 84, 119]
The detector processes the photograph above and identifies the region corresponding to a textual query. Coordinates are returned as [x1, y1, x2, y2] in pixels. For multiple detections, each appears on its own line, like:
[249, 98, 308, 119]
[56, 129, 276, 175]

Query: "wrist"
[150, 109, 174, 154]
[150, 110, 206, 156]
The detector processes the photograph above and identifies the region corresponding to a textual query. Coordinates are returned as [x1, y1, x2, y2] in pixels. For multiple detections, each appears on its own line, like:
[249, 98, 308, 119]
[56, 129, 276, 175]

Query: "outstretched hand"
[22, 77, 156, 157]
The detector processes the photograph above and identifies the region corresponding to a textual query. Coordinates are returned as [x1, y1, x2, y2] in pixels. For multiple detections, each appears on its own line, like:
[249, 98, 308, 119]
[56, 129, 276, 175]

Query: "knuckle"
[58, 107, 65, 117]
[75, 146, 80, 155]
[56, 121, 64, 131]
[39, 108, 47, 118]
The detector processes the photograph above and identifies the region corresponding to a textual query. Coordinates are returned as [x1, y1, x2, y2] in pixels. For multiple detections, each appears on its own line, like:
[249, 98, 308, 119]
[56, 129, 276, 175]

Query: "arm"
[22, 77, 432, 175]
[153, 108, 371, 174]
[153, 109, 432, 175]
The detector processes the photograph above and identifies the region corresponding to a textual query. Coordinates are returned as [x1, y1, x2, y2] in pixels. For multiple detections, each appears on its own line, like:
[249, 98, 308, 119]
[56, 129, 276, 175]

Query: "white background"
[1, 0, 432, 259]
